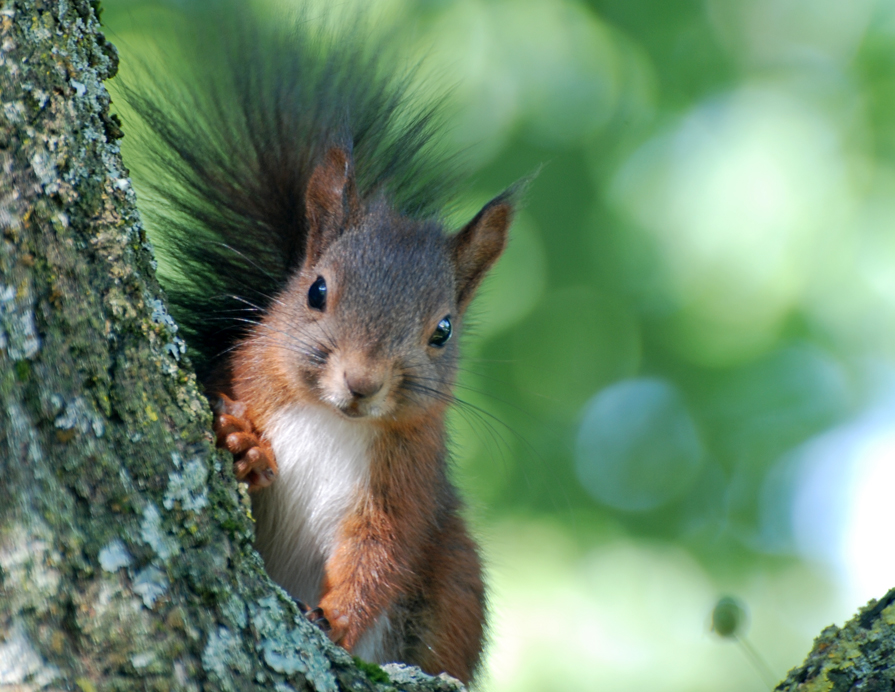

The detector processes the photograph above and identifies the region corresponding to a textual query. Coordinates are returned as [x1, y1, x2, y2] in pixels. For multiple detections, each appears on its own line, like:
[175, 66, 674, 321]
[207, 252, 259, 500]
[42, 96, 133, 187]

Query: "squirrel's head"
[262, 147, 513, 424]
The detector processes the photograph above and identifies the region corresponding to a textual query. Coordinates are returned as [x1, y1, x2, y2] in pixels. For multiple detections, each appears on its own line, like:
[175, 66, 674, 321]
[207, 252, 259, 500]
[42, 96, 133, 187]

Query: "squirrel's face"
[269, 222, 461, 423]
[258, 147, 514, 424]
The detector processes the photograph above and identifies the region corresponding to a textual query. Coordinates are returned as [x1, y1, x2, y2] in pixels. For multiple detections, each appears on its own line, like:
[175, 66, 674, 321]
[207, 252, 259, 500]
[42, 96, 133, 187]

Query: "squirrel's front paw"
[314, 600, 351, 645]
[212, 393, 278, 491]
[295, 599, 332, 634]
[306, 606, 333, 634]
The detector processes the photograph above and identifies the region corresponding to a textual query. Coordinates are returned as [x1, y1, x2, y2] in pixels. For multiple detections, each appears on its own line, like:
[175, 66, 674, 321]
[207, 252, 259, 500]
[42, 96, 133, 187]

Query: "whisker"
[204, 315, 330, 364]
[398, 379, 515, 462]
[398, 364, 577, 521]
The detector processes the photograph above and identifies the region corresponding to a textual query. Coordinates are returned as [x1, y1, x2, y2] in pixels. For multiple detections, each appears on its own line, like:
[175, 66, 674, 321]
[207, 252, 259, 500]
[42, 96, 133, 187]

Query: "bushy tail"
[117, 3, 458, 381]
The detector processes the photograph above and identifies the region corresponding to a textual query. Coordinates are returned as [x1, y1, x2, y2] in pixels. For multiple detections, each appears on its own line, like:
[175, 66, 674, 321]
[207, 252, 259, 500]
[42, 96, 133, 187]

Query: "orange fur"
[319, 417, 486, 677]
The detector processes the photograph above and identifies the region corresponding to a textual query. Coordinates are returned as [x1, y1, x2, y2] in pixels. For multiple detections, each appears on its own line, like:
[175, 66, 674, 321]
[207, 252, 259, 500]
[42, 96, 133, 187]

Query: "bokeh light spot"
[610, 88, 850, 366]
[576, 378, 704, 512]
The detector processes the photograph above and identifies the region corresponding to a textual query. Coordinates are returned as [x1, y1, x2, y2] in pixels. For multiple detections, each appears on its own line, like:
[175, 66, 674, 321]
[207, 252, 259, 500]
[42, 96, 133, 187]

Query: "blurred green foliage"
[104, 0, 895, 689]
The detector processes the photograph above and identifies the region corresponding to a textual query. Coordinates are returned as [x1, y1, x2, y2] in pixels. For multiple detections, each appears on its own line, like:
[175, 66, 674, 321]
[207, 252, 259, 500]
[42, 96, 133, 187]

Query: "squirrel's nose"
[344, 372, 383, 400]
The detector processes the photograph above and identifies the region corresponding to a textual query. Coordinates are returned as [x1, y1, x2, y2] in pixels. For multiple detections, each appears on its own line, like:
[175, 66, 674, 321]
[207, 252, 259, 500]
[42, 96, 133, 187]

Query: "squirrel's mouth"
[331, 394, 391, 420]
[337, 401, 368, 419]
[327, 396, 395, 420]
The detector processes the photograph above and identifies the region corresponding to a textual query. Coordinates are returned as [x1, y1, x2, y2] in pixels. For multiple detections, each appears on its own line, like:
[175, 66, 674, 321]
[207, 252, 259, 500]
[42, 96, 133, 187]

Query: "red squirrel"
[124, 6, 518, 685]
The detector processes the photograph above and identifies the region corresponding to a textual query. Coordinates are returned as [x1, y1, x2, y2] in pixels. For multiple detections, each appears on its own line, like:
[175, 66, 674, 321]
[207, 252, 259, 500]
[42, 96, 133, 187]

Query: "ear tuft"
[451, 192, 515, 312]
[305, 146, 358, 265]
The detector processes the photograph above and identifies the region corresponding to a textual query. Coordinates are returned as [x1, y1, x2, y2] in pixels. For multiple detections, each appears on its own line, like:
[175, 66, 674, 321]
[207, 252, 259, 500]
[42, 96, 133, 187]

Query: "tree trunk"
[0, 2, 460, 690]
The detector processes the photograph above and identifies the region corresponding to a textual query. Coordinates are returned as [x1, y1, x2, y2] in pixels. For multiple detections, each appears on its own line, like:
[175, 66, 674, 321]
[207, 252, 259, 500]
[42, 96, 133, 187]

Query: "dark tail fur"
[118, 4, 459, 381]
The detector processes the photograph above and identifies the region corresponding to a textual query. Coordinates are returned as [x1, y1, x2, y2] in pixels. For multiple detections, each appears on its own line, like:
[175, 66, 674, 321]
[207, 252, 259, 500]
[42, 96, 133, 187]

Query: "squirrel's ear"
[451, 193, 513, 312]
[305, 146, 359, 265]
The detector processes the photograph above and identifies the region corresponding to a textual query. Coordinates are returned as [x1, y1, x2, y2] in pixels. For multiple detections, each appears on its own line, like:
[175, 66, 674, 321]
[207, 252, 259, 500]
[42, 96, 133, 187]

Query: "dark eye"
[308, 276, 327, 311]
[429, 316, 452, 347]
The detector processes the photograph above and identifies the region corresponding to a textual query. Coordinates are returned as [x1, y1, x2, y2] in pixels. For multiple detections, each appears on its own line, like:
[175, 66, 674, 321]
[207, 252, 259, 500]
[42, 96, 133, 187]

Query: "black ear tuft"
[451, 191, 515, 312]
[305, 146, 358, 265]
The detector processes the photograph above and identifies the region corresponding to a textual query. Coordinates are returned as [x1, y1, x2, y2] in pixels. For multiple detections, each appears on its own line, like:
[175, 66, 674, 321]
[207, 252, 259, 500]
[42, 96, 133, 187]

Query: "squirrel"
[123, 6, 517, 684]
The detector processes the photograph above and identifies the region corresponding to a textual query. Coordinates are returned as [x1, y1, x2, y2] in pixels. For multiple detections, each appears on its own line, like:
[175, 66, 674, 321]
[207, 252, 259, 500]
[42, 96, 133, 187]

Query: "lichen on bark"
[775, 589, 895, 692]
[0, 2, 462, 690]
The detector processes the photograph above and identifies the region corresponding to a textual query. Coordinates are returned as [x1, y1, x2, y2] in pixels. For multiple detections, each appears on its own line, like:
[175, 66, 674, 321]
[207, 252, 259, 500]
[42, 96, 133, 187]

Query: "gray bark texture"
[0, 2, 463, 690]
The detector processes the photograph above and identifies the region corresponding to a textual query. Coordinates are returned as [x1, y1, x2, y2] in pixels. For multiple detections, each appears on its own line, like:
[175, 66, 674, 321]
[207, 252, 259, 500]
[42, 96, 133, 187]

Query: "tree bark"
[775, 588, 895, 692]
[0, 2, 461, 690]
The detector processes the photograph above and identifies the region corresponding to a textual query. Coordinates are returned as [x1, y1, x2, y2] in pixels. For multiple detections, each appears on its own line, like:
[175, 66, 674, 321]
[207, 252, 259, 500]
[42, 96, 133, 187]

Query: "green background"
[104, 0, 895, 689]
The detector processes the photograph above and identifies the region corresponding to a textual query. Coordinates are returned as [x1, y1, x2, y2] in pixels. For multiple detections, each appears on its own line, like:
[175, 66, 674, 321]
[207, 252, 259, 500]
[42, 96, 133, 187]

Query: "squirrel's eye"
[429, 316, 452, 347]
[308, 276, 327, 311]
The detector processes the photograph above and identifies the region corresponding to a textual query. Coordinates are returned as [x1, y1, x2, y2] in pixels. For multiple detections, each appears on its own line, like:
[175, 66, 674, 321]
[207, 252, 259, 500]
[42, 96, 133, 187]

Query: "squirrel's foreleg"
[318, 501, 414, 649]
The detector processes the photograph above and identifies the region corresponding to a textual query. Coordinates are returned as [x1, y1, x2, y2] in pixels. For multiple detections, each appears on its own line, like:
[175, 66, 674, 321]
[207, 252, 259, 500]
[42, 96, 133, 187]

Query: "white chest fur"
[251, 404, 373, 605]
